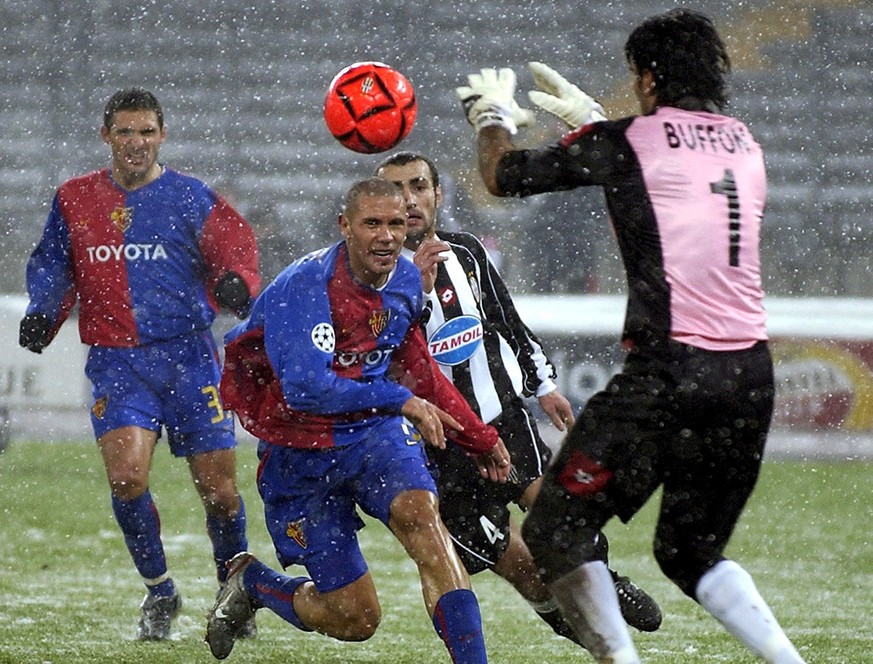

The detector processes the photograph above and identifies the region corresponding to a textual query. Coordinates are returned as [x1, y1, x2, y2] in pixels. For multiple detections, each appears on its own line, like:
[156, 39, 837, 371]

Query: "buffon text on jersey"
[663, 121, 753, 154]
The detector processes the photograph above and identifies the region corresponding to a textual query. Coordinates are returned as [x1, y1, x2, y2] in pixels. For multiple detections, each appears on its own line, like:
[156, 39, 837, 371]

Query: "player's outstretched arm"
[457, 67, 531, 196]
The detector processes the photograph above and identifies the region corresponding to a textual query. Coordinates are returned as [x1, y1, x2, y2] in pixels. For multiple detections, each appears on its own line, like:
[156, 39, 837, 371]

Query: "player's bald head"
[343, 177, 403, 218]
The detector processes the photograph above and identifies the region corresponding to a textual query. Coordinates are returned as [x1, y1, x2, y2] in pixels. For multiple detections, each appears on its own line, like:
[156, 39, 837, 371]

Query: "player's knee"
[653, 537, 709, 598]
[106, 467, 149, 500]
[389, 490, 440, 537]
[200, 483, 241, 517]
[522, 514, 605, 585]
[493, 535, 549, 602]
[332, 599, 382, 641]
[337, 614, 380, 641]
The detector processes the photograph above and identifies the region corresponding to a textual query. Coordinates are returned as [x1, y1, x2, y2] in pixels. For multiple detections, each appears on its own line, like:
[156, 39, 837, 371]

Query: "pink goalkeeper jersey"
[497, 105, 768, 352]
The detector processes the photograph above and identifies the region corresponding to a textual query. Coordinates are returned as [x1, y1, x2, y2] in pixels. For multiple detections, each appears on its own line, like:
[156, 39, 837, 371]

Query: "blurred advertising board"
[1, 294, 871, 435]
[0, 296, 88, 411]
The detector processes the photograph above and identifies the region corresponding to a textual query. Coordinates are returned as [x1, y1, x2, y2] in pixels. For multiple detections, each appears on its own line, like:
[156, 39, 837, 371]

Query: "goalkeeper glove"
[19, 312, 52, 354]
[214, 271, 252, 318]
[527, 61, 606, 128]
[456, 67, 535, 134]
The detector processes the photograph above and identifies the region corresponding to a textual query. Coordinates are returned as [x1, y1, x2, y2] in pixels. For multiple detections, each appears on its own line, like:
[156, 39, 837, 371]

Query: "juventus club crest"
[110, 205, 133, 233]
[369, 310, 390, 337]
[467, 272, 481, 304]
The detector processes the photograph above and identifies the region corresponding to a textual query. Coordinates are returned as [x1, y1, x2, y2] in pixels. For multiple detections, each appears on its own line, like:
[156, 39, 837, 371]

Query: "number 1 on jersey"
[710, 169, 740, 267]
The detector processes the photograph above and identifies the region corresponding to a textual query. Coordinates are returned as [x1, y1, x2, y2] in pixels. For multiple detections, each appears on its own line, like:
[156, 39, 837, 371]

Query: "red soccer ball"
[324, 62, 417, 154]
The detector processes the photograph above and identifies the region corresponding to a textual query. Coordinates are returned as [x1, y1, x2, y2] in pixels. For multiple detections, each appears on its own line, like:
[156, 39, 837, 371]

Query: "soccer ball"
[323, 62, 417, 154]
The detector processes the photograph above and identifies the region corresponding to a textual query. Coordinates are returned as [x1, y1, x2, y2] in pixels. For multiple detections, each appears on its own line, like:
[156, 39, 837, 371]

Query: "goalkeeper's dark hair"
[624, 9, 730, 111]
[103, 87, 164, 129]
[375, 151, 441, 189]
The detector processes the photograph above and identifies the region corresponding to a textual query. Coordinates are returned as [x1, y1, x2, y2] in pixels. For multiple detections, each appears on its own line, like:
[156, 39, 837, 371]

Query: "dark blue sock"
[242, 559, 312, 631]
[432, 589, 487, 664]
[111, 490, 172, 594]
[206, 496, 248, 583]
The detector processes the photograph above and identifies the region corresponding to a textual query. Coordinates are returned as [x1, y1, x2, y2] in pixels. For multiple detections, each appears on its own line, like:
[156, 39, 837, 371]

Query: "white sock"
[548, 560, 641, 664]
[696, 560, 806, 664]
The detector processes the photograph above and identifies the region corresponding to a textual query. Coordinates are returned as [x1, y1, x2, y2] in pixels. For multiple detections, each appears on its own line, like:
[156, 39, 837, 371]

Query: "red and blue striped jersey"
[221, 241, 498, 453]
[25, 167, 259, 347]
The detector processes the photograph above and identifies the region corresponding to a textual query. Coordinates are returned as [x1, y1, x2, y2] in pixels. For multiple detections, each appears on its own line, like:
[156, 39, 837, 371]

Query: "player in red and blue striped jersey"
[209, 177, 510, 662]
[19, 87, 260, 641]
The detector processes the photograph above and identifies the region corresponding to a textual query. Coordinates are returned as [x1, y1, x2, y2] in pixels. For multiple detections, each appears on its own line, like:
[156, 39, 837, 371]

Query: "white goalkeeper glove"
[527, 61, 606, 128]
[456, 67, 535, 134]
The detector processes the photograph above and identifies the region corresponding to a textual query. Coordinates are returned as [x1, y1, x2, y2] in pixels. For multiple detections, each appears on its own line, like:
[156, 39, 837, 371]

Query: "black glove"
[213, 271, 251, 318]
[19, 313, 52, 354]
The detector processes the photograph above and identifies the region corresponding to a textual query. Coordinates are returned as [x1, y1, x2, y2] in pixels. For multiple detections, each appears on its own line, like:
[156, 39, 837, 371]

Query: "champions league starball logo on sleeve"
[311, 322, 336, 353]
[428, 315, 484, 366]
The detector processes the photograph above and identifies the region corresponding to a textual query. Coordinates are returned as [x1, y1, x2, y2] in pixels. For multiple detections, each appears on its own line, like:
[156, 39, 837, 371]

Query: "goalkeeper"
[456, 8, 806, 664]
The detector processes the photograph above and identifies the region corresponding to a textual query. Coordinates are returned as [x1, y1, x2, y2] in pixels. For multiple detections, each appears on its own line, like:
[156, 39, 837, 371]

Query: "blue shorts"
[256, 416, 437, 592]
[85, 331, 236, 457]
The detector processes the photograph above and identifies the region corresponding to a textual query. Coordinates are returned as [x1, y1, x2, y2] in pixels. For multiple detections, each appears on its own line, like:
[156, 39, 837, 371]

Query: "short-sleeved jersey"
[403, 231, 556, 424]
[221, 241, 498, 453]
[24, 167, 259, 347]
[498, 107, 767, 352]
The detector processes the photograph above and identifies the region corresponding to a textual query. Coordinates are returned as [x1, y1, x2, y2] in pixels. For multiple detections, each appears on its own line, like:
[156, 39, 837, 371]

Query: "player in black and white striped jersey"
[375, 152, 662, 645]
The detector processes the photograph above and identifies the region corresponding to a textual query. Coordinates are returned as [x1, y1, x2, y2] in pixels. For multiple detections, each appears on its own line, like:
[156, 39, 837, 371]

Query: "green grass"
[0, 440, 870, 663]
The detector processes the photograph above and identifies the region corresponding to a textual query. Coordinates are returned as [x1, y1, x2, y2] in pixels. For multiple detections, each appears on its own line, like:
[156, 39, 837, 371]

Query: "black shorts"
[525, 341, 774, 584]
[431, 399, 553, 574]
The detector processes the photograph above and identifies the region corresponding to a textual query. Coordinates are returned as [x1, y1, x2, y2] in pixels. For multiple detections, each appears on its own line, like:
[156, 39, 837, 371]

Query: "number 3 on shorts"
[201, 384, 226, 423]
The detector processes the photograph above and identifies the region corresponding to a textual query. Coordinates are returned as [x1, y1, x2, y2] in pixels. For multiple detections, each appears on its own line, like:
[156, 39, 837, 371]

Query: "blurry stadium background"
[2, 0, 871, 295]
